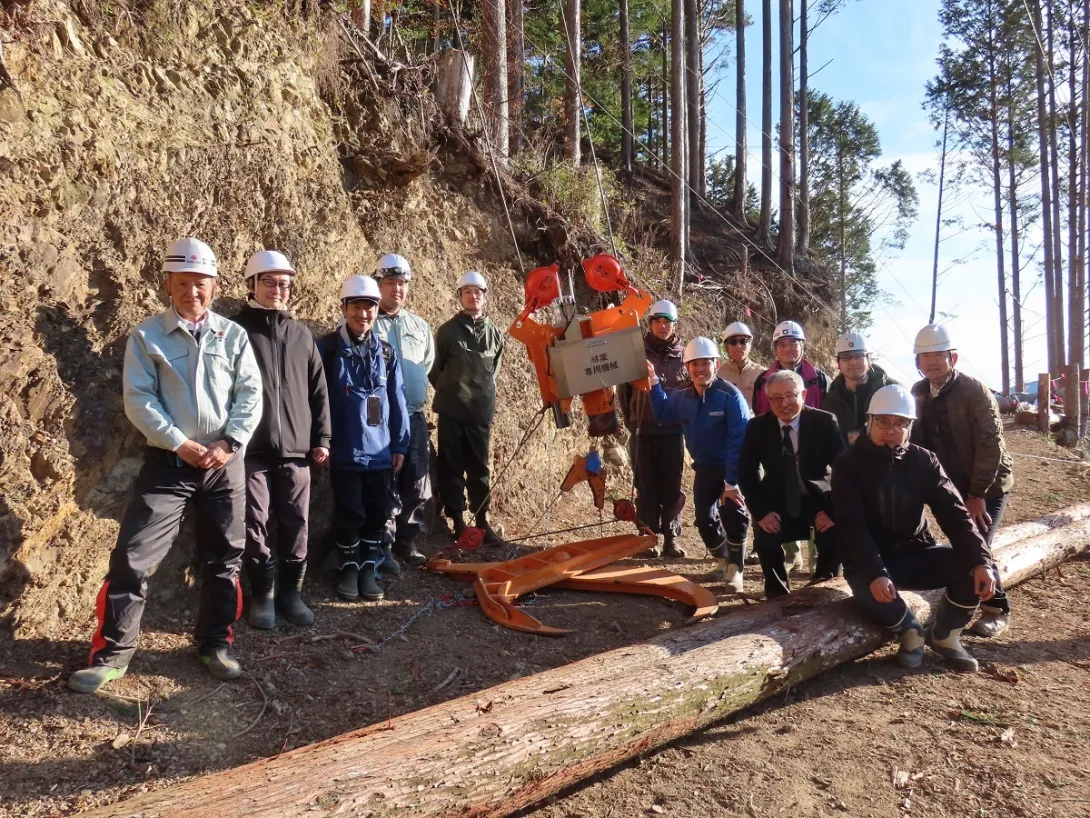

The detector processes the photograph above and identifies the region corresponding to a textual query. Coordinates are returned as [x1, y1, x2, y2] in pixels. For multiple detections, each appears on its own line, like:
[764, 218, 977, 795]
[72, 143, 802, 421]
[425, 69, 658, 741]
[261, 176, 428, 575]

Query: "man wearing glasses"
[738, 370, 846, 598]
[833, 385, 997, 672]
[751, 321, 830, 416]
[717, 322, 762, 412]
[234, 251, 331, 630]
[823, 332, 898, 445]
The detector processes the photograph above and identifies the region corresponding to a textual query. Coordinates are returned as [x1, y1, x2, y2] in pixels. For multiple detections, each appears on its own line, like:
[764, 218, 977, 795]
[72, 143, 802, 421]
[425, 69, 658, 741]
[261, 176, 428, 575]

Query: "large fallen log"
[80, 503, 1090, 818]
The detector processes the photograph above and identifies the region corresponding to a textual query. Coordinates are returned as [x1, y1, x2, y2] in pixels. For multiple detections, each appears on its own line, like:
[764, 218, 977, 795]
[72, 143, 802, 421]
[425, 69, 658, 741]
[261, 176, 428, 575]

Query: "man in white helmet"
[646, 337, 751, 591]
[234, 250, 331, 630]
[823, 331, 898, 445]
[910, 324, 1014, 637]
[618, 299, 688, 558]
[717, 321, 763, 411]
[751, 320, 830, 415]
[430, 271, 505, 543]
[373, 253, 434, 570]
[319, 275, 410, 603]
[70, 238, 263, 694]
[833, 384, 998, 672]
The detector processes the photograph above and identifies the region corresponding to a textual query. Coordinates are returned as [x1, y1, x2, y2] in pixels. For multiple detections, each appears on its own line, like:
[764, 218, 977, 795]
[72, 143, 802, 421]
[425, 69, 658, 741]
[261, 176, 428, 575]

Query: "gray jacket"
[123, 308, 263, 451]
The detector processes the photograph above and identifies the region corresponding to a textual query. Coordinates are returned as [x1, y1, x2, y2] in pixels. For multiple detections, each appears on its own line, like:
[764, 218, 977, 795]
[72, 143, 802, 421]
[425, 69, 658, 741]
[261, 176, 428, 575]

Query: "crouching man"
[320, 275, 409, 603]
[833, 385, 997, 672]
[70, 238, 263, 693]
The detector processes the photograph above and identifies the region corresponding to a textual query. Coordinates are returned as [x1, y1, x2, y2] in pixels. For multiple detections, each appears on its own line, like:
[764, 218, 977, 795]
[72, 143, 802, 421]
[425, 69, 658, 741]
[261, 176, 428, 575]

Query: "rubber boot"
[969, 604, 1010, 638]
[247, 561, 277, 630]
[450, 514, 467, 543]
[336, 539, 362, 601]
[357, 543, 385, 601]
[889, 609, 926, 669]
[198, 644, 242, 681]
[784, 541, 804, 574]
[277, 560, 314, 626]
[69, 665, 127, 694]
[708, 558, 726, 580]
[394, 538, 427, 567]
[926, 597, 980, 672]
[476, 515, 503, 546]
[723, 560, 744, 594]
[377, 543, 402, 576]
[642, 534, 663, 558]
[662, 532, 685, 559]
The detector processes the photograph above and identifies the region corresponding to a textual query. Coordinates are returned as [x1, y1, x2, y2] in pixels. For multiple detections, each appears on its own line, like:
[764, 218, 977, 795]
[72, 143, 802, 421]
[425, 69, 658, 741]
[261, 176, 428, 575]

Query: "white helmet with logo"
[649, 299, 678, 321]
[162, 237, 218, 278]
[375, 253, 412, 281]
[913, 324, 955, 354]
[457, 270, 488, 291]
[340, 274, 381, 303]
[868, 384, 917, 419]
[723, 321, 753, 341]
[772, 320, 806, 346]
[244, 250, 296, 282]
[836, 331, 868, 356]
[683, 336, 720, 363]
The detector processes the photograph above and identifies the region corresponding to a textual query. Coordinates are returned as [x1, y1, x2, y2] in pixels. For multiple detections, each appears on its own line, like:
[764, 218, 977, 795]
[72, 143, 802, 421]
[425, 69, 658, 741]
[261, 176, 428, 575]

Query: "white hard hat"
[162, 237, 218, 278]
[772, 320, 806, 346]
[649, 300, 678, 321]
[836, 331, 868, 356]
[683, 336, 720, 363]
[375, 253, 412, 280]
[869, 384, 917, 420]
[723, 321, 753, 340]
[457, 270, 488, 291]
[913, 323, 955, 354]
[244, 250, 296, 281]
[340, 274, 381, 303]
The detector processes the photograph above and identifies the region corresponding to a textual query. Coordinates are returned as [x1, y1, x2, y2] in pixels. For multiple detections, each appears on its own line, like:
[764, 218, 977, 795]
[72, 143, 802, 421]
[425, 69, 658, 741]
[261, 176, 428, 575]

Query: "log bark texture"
[436, 49, 474, 125]
[78, 504, 1090, 818]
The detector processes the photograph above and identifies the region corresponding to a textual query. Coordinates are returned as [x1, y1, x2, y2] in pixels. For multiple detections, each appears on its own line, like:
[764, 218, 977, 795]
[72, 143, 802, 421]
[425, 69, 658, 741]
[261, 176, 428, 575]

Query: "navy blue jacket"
[648, 377, 749, 483]
[318, 326, 409, 472]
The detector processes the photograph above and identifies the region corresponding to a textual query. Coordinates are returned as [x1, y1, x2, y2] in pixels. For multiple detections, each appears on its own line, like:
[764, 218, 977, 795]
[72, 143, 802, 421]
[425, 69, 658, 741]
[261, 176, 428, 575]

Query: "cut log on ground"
[78, 504, 1090, 818]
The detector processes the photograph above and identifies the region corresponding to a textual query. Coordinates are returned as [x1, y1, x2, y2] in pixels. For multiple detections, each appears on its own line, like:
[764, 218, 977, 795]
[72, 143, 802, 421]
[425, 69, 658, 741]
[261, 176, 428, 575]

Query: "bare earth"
[2, 421, 1089, 818]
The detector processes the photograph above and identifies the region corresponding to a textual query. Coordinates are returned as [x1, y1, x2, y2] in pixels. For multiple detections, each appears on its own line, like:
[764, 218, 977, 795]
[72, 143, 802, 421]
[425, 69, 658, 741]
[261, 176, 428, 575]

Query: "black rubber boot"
[336, 539, 362, 601]
[451, 515, 467, 543]
[377, 543, 402, 576]
[476, 516, 503, 546]
[247, 561, 277, 630]
[276, 560, 314, 626]
[926, 597, 980, 672]
[662, 533, 685, 559]
[889, 609, 926, 669]
[198, 644, 242, 681]
[394, 538, 427, 567]
[358, 544, 385, 601]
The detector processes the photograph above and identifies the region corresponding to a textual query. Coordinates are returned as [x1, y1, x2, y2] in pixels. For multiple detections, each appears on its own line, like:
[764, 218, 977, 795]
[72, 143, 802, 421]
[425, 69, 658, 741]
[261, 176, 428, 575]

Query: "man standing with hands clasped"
[70, 237, 263, 693]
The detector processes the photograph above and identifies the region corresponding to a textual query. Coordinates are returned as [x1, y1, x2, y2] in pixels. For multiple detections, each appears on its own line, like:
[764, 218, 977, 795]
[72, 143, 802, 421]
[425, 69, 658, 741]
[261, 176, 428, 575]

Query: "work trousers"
[244, 456, 311, 569]
[331, 469, 393, 557]
[437, 414, 491, 521]
[979, 493, 1011, 615]
[632, 433, 685, 537]
[754, 508, 840, 599]
[386, 411, 432, 545]
[846, 545, 980, 628]
[88, 451, 246, 669]
[692, 463, 750, 561]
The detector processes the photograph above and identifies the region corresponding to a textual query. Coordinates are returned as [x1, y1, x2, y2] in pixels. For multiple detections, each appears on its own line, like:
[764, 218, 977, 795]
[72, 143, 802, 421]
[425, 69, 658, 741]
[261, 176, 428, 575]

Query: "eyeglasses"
[726, 337, 751, 346]
[768, 393, 801, 405]
[259, 277, 293, 291]
[872, 417, 912, 431]
[838, 352, 866, 362]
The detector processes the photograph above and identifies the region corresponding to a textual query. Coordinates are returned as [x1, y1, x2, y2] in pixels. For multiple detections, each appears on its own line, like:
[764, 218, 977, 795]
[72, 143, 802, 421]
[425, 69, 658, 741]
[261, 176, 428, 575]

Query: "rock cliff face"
[0, 0, 581, 638]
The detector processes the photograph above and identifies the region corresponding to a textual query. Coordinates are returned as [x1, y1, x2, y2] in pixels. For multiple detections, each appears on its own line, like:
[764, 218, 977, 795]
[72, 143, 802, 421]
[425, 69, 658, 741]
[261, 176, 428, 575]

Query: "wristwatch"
[225, 437, 242, 454]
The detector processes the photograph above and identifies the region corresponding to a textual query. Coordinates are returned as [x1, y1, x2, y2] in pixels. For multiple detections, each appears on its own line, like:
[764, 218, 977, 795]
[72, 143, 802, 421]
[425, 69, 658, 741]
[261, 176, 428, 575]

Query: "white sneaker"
[724, 562, 744, 594]
[969, 610, 1010, 638]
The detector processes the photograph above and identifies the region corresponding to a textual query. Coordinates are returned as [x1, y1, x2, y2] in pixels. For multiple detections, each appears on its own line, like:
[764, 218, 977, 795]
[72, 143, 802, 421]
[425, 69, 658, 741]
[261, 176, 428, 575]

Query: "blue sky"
[703, 0, 1049, 390]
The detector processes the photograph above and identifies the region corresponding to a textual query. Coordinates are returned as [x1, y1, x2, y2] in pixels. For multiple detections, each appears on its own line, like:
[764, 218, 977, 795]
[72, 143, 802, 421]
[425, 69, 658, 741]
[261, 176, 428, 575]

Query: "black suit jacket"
[738, 406, 846, 521]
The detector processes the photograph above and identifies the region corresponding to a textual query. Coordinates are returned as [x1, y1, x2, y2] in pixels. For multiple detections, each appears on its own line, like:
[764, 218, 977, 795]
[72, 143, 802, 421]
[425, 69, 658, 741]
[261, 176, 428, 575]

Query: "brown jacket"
[717, 358, 762, 413]
[911, 370, 1014, 500]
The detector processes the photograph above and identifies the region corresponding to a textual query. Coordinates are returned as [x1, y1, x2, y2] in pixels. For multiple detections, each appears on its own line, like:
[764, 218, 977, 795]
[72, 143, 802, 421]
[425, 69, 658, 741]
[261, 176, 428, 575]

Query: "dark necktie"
[782, 424, 802, 518]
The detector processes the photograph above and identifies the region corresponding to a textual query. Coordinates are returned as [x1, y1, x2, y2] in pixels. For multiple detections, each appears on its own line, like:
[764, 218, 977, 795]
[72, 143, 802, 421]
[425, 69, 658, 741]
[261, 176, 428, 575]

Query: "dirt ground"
[2, 420, 1089, 818]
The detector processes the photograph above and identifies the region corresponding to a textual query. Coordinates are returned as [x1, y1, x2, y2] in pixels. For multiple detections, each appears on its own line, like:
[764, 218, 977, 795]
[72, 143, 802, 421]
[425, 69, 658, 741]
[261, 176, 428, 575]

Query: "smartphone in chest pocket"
[366, 395, 382, 426]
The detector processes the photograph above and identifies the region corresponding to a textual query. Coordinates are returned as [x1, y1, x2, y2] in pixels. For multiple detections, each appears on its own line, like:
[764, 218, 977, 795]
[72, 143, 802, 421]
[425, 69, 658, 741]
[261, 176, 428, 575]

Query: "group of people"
[627, 306, 1013, 672]
[69, 239, 1014, 694]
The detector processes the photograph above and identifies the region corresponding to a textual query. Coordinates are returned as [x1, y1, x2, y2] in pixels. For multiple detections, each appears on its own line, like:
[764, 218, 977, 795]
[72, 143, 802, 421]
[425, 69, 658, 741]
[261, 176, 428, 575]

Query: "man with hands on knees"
[70, 237, 263, 694]
[833, 384, 997, 672]
[646, 337, 751, 592]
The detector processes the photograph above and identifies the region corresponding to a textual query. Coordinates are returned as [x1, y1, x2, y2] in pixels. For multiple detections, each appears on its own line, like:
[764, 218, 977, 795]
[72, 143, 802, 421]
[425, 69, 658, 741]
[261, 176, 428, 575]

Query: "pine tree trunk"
[733, 0, 748, 223]
[759, 0, 773, 242]
[507, 0, 525, 156]
[698, 39, 707, 197]
[775, 0, 795, 271]
[1034, 0, 1059, 372]
[685, 0, 701, 206]
[1047, 0, 1066, 364]
[646, 76, 656, 162]
[564, 0, 581, 166]
[1007, 90, 1024, 393]
[1067, 4, 1082, 368]
[796, 0, 810, 255]
[671, 0, 688, 293]
[987, 35, 1010, 395]
[662, 23, 670, 171]
[931, 106, 949, 327]
[619, 0, 633, 171]
[481, 0, 509, 162]
[1080, 0, 1089, 380]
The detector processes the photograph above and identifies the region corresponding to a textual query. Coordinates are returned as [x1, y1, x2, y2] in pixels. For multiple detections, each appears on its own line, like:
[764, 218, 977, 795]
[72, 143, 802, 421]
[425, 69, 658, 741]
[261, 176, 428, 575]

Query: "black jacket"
[234, 305, 331, 459]
[823, 363, 898, 444]
[430, 312, 504, 424]
[617, 333, 687, 436]
[738, 407, 845, 522]
[832, 436, 993, 584]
